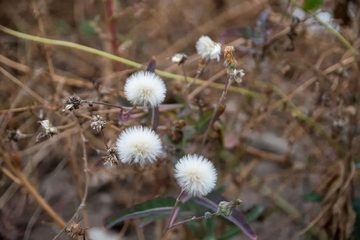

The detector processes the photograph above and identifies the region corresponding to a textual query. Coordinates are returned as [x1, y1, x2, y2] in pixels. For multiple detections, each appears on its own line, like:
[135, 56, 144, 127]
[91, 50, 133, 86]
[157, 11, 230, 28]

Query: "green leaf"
[104, 197, 176, 229]
[303, 192, 322, 202]
[218, 206, 264, 240]
[303, 0, 323, 11]
[353, 198, 360, 239]
[195, 192, 257, 240]
[204, 215, 217, 237]
[79, 21, 96, 35]
[104, 192, 257, 240]
[55, 19, 71, 35]
[354, 159, 360, 169]
[186, 220, 204, 238]
[196, 110, 213, 133]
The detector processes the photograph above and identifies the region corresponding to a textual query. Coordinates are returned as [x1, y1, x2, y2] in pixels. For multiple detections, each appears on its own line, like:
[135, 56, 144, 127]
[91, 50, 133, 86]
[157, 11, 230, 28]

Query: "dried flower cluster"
[90, 115, 106, 134]
[196, 36, 221, 61]
[230, 69, 245, 83]
[223, 45, 245, 83]
[171, 53, 188, 65]
[36, 120, 57, 142]
[6, 129, 27, 142]
[63, 95, 82, 112]
[223, 45, 237, 69]
[102, 147, 120, 166]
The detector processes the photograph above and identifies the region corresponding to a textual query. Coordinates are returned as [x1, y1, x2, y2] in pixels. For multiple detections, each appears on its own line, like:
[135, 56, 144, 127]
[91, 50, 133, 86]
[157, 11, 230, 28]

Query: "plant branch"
[52, 123, 90, 239]
[167, 212, 217, 230]
[0, 67, 45, 104]
[0, 152, 66, 228]
[105, 0, 123, 71]
[164, 189, 185, 233]
[290, 0, 358, 56]
[201, 76, 232, 146]
[0, 24, 261, 99]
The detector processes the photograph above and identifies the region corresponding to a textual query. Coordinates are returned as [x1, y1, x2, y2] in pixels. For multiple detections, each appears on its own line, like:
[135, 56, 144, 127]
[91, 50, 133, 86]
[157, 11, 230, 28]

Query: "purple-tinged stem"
[105, 0, 123, 71]
[201, 76, 232, 146]
[167, 212, 217, 230]
[164, 189, 185, 233]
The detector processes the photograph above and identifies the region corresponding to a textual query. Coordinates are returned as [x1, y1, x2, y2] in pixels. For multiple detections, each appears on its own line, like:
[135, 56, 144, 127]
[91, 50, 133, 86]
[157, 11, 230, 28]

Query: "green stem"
[0, 24, 262, 99]
[290, 0, 358, 56]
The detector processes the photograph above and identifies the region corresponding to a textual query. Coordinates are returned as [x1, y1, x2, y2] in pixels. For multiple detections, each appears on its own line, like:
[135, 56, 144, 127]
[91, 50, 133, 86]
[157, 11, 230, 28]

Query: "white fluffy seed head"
[174, 154, 217, 197]
[116, 126, 162, 166]
[196, 36, 222, 61]
[124, 71, 166, 107]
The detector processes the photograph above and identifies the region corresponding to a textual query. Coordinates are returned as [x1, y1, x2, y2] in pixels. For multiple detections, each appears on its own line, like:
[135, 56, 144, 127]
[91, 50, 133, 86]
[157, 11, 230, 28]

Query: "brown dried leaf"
[316, 161, 356, 240]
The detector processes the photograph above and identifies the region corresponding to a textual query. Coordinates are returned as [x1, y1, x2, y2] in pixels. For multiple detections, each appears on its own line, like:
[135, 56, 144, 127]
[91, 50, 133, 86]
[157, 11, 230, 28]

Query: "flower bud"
[216, 199, 242, 217]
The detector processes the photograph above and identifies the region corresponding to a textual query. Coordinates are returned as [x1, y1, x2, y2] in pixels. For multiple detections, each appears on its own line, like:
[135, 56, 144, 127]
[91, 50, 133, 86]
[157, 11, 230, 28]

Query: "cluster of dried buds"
[36, 120, 57, 142]
[90, 115, 106, 135]
[66, 222, 87, 239]
[223, 46, 245, 83]
[102, 147, 119, 166]
[62, 95, 82, 112]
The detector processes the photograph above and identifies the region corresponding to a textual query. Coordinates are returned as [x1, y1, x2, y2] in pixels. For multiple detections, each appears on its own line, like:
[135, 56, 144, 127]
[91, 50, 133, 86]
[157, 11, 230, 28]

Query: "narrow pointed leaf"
[303, 192, 322, 202]
[196, 104, 226, 133]
[218, 206, 264, 240]
[104, 196, 176, 229]
[303, 0, 323, 11]
[195, 192, 257, 240]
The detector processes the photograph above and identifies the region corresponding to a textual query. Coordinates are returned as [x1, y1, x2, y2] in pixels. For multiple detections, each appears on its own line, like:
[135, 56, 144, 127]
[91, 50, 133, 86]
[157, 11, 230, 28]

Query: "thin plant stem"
[0, 152, 66, 228]
[164, 189, 185, 233]
[290, 0, 358, 56]
[31, 0, 57, 99]
[188, 59, 209, 87]
[201, 76, 232, 146]
[52, 123, 90, 239]
[181, 63, 194, 121]
[0, 67, 45, 104]
[81, 100, 124, 109]
[182, 63, 192, 109]
[150, 106, 159, 131]
[182, 64, 188, 85]
[105, 0, 123, 71]
[0, 139, 65, 227]
[124, 105, 137, 113]
[167, 212, 218, 230]
[0, 24, 261, 99]
[101, 131, 109, 149]
[0, 165, 20, 185]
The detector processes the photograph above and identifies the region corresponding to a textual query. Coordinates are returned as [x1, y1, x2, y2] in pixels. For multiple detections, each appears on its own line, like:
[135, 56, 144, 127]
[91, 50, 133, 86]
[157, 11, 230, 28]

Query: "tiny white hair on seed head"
[196, 36, 222, 62]
[124, 71, 166, 107]
[116, 126, 162, 166]
[174, 154, 217, 197]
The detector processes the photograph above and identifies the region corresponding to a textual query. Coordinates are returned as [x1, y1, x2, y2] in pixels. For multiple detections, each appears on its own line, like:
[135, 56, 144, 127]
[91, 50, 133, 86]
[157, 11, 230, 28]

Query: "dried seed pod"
[223, 45, 237, 69]
[102, 147, 119, 166]
[90, 115, 106, 134]
[169, 119, 186, 143]
[63, 95, 82, 112]
[66, 222, 87, 239]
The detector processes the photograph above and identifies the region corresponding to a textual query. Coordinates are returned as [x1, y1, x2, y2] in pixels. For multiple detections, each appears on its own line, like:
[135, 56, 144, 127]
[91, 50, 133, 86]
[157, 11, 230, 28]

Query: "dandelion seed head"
[174, 154, 217, 196]
[196, 36, 221, 61]
[116, 126, 162, 166]
[171, 53, 188, 65]
[124, 71, 166, 107]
